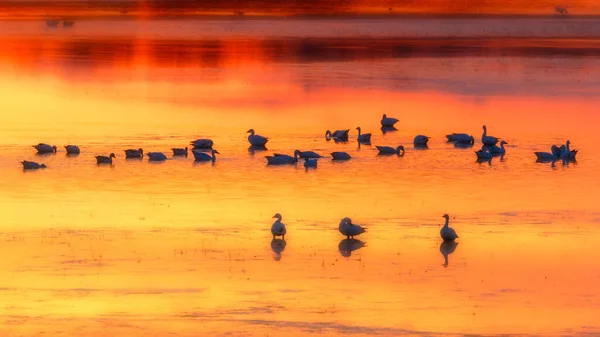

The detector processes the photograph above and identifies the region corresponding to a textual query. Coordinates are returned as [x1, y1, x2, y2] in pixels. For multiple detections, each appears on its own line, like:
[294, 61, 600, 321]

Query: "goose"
[190, 138, 213, 149]
[414, 135, 430, 146]
[193, 149, 219, 162]
[172, 147, 188, 156]
[96, 153, 115, 164]
[34, 143, 57, 154]
[247, 129, 269, 146]
[561, 140, 578, 162]
[376, 145, 405, 156]
[487, 140, 508, 155]
[147, 152, 167, 161]
[446, 133, 474, 144]
[440, 214, 459, 242]
[271, 213, 287, 239]
[124, 148, 143, 158]
[338, 217, 366, 239]
[356, 127, 371, 144]
[303, 158, 318, 169]
[338, 238, 366, 258]
[294, 149, 322, 159]
[325, 129, 349, 141]
[534, 151, 557, 162]
[331, 152, 351, 160]
[380, 114, 398, 127]
[482, 125, 500, 146]
[475, 147, 493, 160]
[266, 152, 298, 165]
[64, 145, 80, 154]
[551, 145, 562, 158]
[21, 161, 47, 170]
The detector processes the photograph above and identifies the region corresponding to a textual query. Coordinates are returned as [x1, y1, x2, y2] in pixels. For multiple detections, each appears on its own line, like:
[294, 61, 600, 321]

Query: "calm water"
[1, 18, 600, 336]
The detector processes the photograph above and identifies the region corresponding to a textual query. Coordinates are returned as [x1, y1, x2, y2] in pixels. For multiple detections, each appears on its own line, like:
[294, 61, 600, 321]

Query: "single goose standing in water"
[247, 129, 269, 146]
[193, 149, 219, 162]
[64, 145, 80, 154]
[271, 213, 287, 240]
[482, 125, 500, 146]
[339, 217, 366, 239]
[475, 147, 493, 160]
[446, 133, 474, 144]
[124, 148, 143, 158]
[380, 114, 398, 127]
[294, 149, 322, 159]
[147, 152, 167, 161]
[21, 161, 47, 170]
[303, 158, 318, 169]
[190, 139, 214, 149]
[325, 129, 349, 141]
[376, 145, 405, 156]
[414, 135, 430, 146]
[331, 151, 351, 160]
[96, 153, 115, 164]
[34, 143, 57, 154]
[440, 214, 459, 242]
[356, 127, 372, 144]
[172, 147, 188, 156]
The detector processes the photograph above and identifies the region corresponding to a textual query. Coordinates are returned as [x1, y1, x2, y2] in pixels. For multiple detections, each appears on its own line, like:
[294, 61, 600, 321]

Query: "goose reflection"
[440, 241, 459, 267]
[248, 145, 268, 155]
[380, 126, 398, 134]
[338, 238, 365, 258]
[454, 142, 474, 149]
[271, 239, 287, 261]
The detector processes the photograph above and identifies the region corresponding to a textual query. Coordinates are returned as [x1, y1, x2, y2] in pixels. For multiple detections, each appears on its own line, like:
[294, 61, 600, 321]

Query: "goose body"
[303, 158, 318, 169]
[64, 145, 80, 154]
[325, 129, 350, 141]
[339, 217, 366, 239]
[147, 152, 167, 161]
[294, 149, 322, 159]
[380, 114, 398, 127]
[414, 135, 430, 146]
[190, 139, 214, 149]
[271, 213, 287, 239]
[440, 214, 459, 242]
[356, 127, 372, 144]
[266, 152, 298, 165]
[446, 133, 474, 144]
[487, 140, 508, 155]
[331, 152, 351, 160]
[34, 143, 57, 154]
[124, 148, 143, 158]
[376, 145, 405, 156]
[535, 152, 557, 162]
[482, 125, 500, 146]
[247, 129, 269, 146]
[172, 147, 188, 156]
[193, 149, 219, 162]
[21, 161, 47, 170]
[96, 153, 115, 164]
[475, 148, 493, 160]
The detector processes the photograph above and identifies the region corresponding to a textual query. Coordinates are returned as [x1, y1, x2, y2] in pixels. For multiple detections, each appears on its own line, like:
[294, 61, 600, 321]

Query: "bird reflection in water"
[338, 238, 366, 258]
[380, 126, 398, 135]
[271, 239, 286, 261]
[440, 241, 459, 268]
[248, 145, 268, 155]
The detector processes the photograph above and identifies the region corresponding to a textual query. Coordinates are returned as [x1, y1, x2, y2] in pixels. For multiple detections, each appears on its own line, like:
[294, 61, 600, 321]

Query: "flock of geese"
[21, 114, 578, 170]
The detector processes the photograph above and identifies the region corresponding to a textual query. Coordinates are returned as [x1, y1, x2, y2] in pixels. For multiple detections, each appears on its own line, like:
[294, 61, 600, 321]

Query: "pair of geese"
[270, 213, 459, 242]
[534, 140, 578, 164]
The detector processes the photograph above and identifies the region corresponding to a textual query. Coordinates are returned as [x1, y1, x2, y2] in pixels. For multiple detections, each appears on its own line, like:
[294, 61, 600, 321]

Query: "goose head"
[246, 129, 255, 135]
[109, 153, 116, 159]
[340, 217, 352, 225]
[500, 140, 508, 146]
[566, 140, 571, 146]
[184, 147, 188, 151]
[325, 130, 332, 138]
[442, 214, 449, 220]
[40, 164, 47, 168]
[212, 150, 220, 155]
[272, 213, 282, 221]
[482, 125, 487, 131]
[382, 114, 387, 119]
[396, 145, 405, 155]
[356, 127, 361, 132]
[52, 145, 57, 153]
[294, 149, 302, 157]
[138, 148, 143, 156]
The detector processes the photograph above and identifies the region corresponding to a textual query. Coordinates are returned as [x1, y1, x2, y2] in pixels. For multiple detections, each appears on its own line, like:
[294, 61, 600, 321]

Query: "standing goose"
[190, 139, 214, 149]
[440, 214, 459, 242]
[193, 149, 219, 162]
[271, 213, 287, 240]
[21, 161, 47, 170]
[325, 129, 350, 141]
[482, 125, 500, 146]
[414, 135, 430, 146]
[303, 158, 318, 169]
[356, 127, 372, 144]
[446, 133, 475, 144]
[96, 153, 115, 164]
[338, 217, 366, 239]
[380, 114, 398, 127]
[294, 149, 322, 159]
[34, 143, 57, 154]
[172, 147, 188, 157]
[124, 148, 143, 158]
[247, 129, 269, 146]
[64, 145, 80, 154]
[147, 152, 167, 161]
[376, 145, 405, 156]
[561, 140, 578, 162]
[331, 152, 351, 160]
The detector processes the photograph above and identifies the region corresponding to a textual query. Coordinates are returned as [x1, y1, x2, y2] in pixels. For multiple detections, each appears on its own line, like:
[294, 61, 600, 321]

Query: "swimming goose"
[64, 145, 80, 154]
[414, 135, 430, 146]
[247, 129, 269, 146]
[34, 143, 57, 154]
[294, 149, 322, 159]
[96, 153, 115, 164]
[487, 140, 508, 155]
[535, 151, 557, 162]
[551, 145, 562, 158]
[266, 152, 298, 165]
[172, 147, 188, 156]
[325, 129, 350, 141]
[271, 213, 287, 239]
[561, 140, 578, 162]
[124, 148, 143, 158]
[21, 161, 47, 170]
[482, 125, 500, 146]
[147, 152, 167, 161]
[331, 152, 351, 160]
[356, 127, 372, 144]
[190, 139, 214, 149]
[339, 217, 366, 239]
[376, 145, 405, 156]
[475, 147, 493, 160]
[440, 214, 459, 242]
[303, 158, 318, 169]
[446, 133, 474, 144]
[193, 149, 219, 162]
[380, 114, 398, 127]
